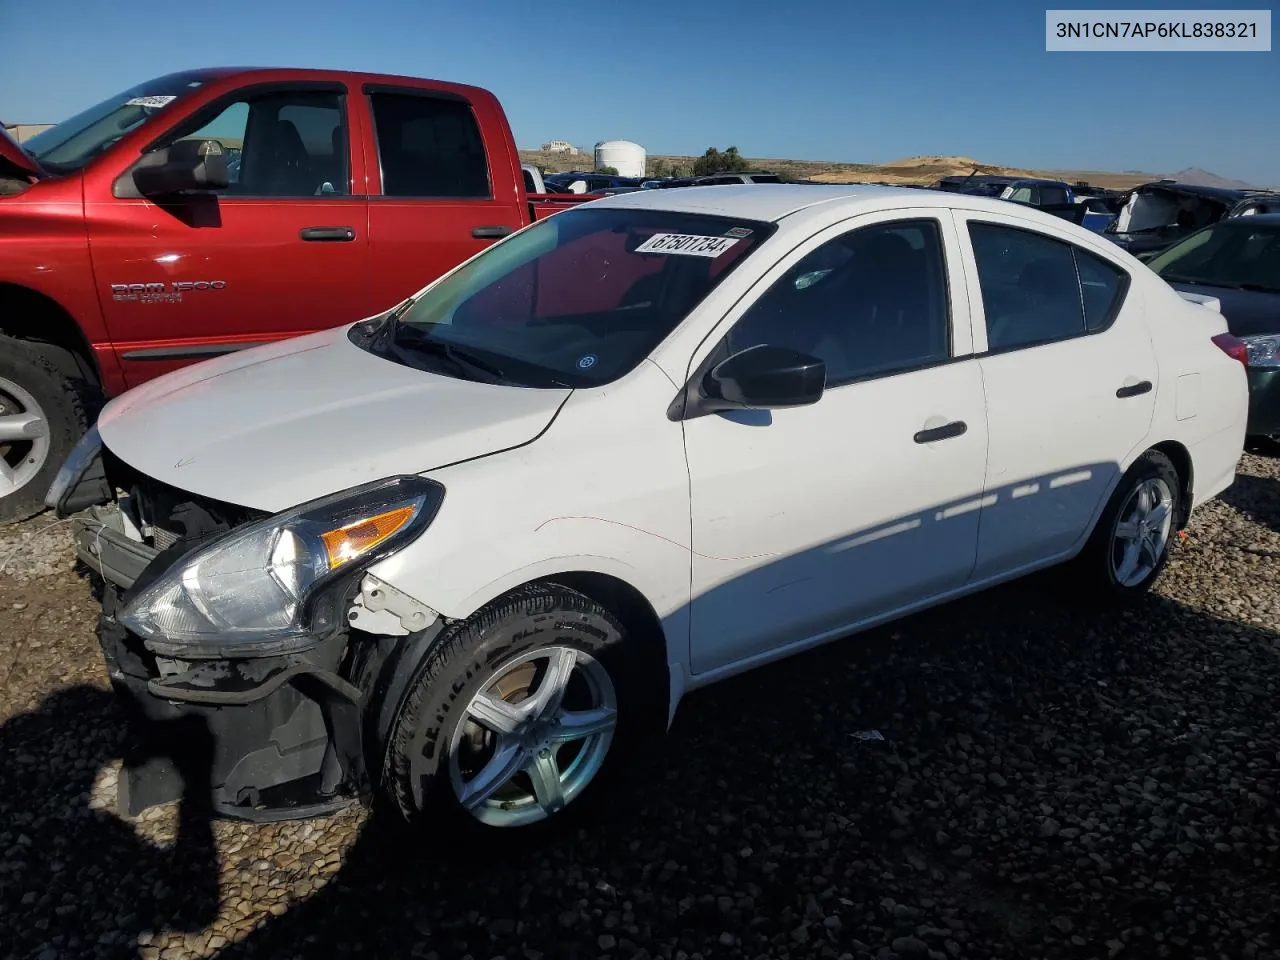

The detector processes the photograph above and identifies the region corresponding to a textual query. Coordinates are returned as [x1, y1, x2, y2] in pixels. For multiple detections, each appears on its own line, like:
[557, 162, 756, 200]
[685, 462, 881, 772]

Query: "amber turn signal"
[320, 504, 418, 569]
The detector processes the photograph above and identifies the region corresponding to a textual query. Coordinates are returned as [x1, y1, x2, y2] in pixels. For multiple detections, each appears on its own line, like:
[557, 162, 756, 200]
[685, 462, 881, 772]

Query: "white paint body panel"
[95, 324, 570, 512]
[92, 184, 1251, 724]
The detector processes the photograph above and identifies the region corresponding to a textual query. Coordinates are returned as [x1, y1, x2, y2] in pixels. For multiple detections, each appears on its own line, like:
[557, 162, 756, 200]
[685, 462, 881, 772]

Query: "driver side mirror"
[132, 138, 229, 197]
[698, 344, 825, 415]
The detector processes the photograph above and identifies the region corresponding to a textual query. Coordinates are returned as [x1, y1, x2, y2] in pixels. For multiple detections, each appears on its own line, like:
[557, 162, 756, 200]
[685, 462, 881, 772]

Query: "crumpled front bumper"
[77, 506, 375, 822]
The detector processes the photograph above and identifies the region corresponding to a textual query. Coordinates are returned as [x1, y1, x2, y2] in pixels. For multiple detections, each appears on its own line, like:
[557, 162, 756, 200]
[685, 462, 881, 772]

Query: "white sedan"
[50, 184, 1249, 833]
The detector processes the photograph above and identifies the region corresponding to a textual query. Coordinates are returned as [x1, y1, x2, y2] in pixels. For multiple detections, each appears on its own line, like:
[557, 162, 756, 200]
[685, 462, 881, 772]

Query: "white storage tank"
[594, 140, 646, 178]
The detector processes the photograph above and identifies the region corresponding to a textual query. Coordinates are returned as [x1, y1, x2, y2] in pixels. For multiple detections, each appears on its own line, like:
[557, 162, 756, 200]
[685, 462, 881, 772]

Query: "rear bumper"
[1246, 368, 1280, 437]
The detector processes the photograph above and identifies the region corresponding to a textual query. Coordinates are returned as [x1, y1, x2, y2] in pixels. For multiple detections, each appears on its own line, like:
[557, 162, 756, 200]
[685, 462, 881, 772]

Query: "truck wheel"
[385, 584, 646, 841]
[0, 337, 89, 525]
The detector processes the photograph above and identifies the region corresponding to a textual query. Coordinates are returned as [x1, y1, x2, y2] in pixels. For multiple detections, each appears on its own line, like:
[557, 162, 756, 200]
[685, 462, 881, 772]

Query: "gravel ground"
[1, 450, 1278, 960]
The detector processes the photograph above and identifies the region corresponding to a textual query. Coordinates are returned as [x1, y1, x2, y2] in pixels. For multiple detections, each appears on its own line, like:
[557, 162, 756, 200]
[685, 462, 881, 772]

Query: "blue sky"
[2, 0, 1276, 184]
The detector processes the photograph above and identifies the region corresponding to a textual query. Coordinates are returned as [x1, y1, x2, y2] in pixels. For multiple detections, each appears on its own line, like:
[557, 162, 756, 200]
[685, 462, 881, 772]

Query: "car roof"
[582, 182, 1050, 224]
[1136, 181, 1280, 201]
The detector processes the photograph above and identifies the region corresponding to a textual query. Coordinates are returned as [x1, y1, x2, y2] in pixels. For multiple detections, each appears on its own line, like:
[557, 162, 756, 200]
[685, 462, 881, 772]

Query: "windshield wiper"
[391, 326, 511, 383]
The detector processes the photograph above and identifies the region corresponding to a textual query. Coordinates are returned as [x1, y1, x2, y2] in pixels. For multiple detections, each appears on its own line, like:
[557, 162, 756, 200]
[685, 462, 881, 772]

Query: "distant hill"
[517, 149, 1261, 192]
[1164, 166, 1255, 189]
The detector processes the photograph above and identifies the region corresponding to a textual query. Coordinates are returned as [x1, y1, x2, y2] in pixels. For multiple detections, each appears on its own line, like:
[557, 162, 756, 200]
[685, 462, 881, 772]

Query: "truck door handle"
[300, 226, 356, 242]
[914, 420, 967, 444]
[1116, 380, 1152, 398]
[472, 225, 514, 239]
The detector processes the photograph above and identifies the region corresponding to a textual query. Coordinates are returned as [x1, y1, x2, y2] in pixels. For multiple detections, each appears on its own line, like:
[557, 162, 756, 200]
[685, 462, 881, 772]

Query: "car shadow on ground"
[1219, 470, 1280, 535]
[195, 567, 1280, 960]
[0, 684, 221, 958]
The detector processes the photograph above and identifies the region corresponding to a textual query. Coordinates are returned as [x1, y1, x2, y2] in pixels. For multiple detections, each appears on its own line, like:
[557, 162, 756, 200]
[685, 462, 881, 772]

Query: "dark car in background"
[1147, 213, 1280, 443]
[1106, 181, 1280, 259]
[932, 173, 1020, 197]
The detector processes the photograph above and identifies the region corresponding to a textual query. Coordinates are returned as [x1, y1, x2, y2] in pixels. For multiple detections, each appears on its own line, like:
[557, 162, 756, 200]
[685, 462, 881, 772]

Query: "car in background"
[996, 178, 1120, 233]
[52, 184, 1248, 834]
[1105, 181, 1280, 259]
[544, 171, 644, 194]
[0, 66, 590, 524]
[1146, 213, 1280, 443]
[689, 171, 784, 185]
[932, 174, 1020, 197]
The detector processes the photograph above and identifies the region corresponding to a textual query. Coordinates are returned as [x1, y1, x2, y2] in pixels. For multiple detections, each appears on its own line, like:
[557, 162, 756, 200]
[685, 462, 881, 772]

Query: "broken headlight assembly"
[1242, 334, 1280, 368]
[118, 475, 444, 657]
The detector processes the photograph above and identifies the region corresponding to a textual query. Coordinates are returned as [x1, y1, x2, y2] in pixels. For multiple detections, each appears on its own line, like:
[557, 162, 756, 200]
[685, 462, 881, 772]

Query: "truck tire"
[0, 336, 89, 525]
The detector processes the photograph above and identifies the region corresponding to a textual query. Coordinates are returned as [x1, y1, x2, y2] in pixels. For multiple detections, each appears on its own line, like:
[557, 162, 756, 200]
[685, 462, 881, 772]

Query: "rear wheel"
[1072, 449, 1181, 600]
[0, 337, 89, 524]
[385, 583, 647, 838]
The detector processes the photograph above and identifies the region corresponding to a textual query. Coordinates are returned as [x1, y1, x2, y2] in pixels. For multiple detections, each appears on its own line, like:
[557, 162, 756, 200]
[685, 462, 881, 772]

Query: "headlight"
[118, 475, 444, 657]
[1242, 334, 1280, 368]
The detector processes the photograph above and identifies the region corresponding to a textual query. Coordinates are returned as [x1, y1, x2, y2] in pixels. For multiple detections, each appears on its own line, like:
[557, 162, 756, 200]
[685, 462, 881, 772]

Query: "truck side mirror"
[132, 139, 229, 197]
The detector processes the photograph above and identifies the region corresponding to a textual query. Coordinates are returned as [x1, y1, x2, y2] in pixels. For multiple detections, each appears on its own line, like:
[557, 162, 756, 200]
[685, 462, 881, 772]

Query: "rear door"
[361, 85, 526, 313]
[952, 209, 1158, 579]
[87, 81, 372, 387]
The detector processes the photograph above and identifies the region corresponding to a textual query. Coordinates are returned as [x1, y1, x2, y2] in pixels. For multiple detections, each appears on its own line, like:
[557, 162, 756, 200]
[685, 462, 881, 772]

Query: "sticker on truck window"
[634, 233, 741, 258]
[124, 95, 177, 109]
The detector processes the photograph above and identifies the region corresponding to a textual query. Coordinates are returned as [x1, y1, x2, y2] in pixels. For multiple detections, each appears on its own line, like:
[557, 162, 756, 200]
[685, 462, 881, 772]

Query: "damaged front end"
[50, 428, 448, 821]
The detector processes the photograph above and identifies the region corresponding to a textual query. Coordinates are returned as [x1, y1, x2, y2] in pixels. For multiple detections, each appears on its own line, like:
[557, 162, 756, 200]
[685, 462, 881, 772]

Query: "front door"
[87, 82, 371, 387]
[684, 211, 990, 675]
[952, 210, 1159, 579]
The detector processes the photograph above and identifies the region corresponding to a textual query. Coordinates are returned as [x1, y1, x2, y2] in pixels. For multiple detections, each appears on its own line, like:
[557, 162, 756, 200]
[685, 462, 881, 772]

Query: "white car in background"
[49, 184, 1249, 835]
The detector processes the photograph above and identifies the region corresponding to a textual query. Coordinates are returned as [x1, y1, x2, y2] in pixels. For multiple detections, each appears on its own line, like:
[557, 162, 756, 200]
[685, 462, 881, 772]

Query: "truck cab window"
[169, 90, 349, 197]
[369, 93, 492, 199]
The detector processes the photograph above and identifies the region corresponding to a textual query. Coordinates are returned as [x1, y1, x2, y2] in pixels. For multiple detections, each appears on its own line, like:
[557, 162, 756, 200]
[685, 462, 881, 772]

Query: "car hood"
[1166, 282, 1280, 338]
[0, 127, 44, 179]
[96, 325, 572, 512]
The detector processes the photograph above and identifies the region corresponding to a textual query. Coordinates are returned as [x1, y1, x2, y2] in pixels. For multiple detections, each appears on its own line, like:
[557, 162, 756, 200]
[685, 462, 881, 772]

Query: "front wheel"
[1073, 449, 1181, 600]
[0, 337, 90, 525]
[384, 584, 643, 837]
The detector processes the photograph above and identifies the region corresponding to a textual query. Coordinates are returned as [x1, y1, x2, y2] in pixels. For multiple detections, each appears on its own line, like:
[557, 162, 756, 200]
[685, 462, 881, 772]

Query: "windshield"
[20, 72, 208, 173]
[373, 206, 776, 388]
[1147, 219, 1280, 292]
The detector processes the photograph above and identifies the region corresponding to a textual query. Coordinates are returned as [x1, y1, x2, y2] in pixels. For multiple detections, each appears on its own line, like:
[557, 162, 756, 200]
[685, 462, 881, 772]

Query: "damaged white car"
[49, 185, 1249, 833]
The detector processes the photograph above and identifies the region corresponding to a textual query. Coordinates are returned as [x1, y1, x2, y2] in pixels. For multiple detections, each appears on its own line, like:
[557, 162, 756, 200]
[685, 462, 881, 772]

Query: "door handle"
[914, 420, 967, 444]
[1116, 380, 1153, 398]
[300, 226, 356, 242]
[472, 225, 515, 239]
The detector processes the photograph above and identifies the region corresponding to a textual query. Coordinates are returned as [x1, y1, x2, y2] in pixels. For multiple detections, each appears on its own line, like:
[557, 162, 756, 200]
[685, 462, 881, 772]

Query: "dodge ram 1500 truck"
[0, 67, 587, 522]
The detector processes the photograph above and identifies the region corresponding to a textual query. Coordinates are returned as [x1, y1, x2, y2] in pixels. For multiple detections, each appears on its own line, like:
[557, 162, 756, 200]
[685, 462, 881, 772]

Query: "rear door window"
[369, 92, 491, 198]
[968, 221, 1131, 350]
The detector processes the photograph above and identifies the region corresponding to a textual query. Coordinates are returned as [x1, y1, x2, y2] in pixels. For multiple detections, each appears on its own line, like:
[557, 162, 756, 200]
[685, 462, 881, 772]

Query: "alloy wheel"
[1110, 476, 1174, 587]
[448, 645, 618, 827]
[0, 376, 51, 499]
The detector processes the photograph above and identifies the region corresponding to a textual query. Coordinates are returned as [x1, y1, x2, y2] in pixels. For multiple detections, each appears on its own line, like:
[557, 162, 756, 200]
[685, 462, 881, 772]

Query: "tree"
[595, 165, 619, 176]
[692, 145, 750, 176]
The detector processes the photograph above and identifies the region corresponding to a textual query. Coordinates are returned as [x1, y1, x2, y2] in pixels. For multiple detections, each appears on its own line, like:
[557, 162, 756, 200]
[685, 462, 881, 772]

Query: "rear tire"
[384, 583, 649, 843]
[0, 337, 89, 525]
[1072, 449, 1181, 601]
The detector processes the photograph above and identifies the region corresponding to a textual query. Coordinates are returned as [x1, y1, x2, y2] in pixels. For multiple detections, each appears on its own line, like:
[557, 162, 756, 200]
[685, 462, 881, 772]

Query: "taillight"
[1212, 332, 1249, 366]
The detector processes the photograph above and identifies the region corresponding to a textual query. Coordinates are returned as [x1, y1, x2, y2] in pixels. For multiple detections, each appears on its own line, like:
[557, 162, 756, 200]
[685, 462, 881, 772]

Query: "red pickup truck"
[0, 67, 586, 522]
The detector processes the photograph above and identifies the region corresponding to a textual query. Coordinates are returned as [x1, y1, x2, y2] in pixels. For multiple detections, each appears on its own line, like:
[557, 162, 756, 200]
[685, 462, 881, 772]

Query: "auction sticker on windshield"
[125, 96, 177, 108]
[635, 233, 741, 257]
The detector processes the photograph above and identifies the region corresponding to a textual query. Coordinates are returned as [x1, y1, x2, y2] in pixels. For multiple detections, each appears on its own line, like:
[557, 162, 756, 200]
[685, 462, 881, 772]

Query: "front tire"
[0, 337, 90, 525]
[384, 584, 641, 837]
[1074, 449, 1181, 600]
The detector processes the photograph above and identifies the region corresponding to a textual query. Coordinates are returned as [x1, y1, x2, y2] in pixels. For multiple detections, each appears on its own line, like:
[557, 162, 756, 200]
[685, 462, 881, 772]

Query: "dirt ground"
[1, 450, 1279, 960]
